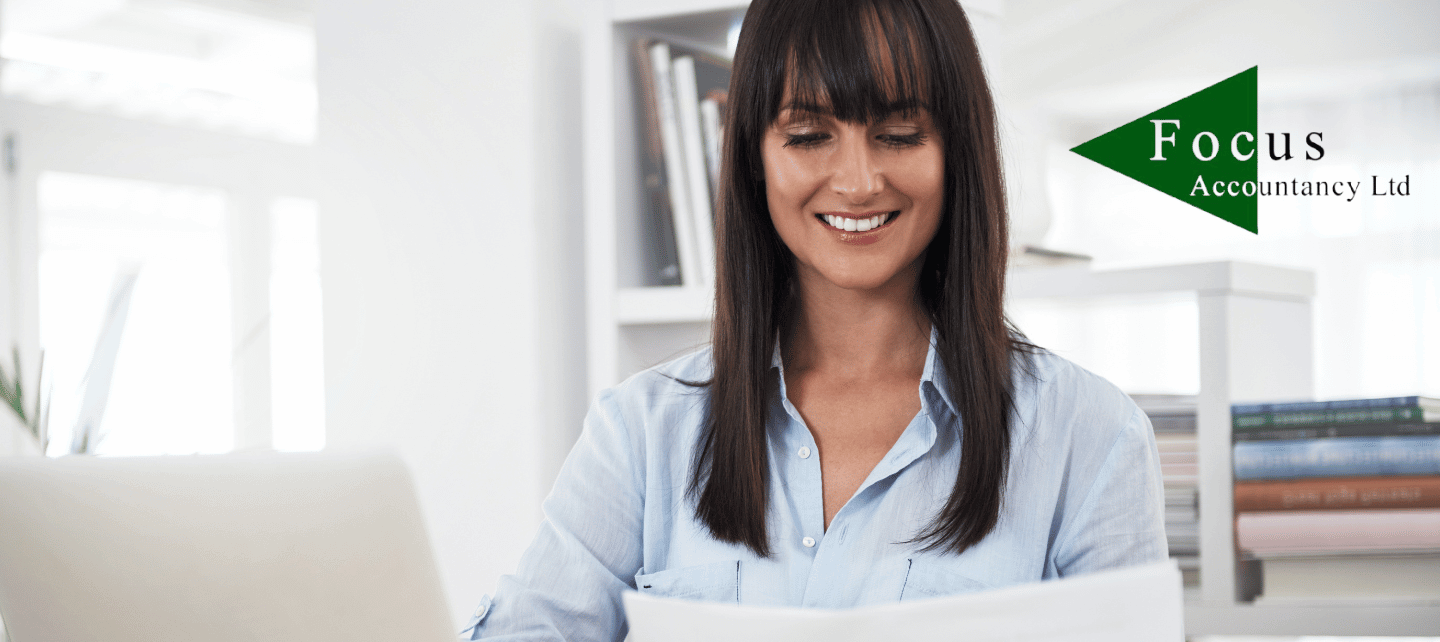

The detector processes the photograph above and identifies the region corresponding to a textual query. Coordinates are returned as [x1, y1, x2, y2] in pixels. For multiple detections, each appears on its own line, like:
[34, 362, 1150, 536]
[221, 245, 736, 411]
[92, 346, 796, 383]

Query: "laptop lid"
[0, 451, 455, 642]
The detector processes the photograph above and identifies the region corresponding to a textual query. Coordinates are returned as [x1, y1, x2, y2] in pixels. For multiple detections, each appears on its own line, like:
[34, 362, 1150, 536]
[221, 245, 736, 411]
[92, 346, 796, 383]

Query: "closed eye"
[878, 132, 928, 148]
[783, 133, 830, 148]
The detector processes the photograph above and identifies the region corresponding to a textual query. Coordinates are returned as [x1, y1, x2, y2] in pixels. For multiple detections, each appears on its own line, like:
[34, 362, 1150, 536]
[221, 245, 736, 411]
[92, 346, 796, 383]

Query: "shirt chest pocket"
[899, 559, 992, 601]
[634, 560, 740, 603]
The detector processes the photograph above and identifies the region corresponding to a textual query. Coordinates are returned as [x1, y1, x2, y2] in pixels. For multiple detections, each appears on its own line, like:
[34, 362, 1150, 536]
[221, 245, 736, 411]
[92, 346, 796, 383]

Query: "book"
[1165, 506, 1197, 523]
[670, 54, 717, 286]
[1161, 462, 1197, 485]
[1165, 523, 1197, 556]
[1149, 414, 1197, 434]
[1129, 393, 1196, 434]
[1232, 396, 1440, 429]
[1132, 396, 1198, 558]
[647, 41, 704, 288]
[1234, 420, 1440, 441]
[631, 39, 683, 286]
[1235, 475, 1440, 511]
[1153, 433, 1197, 452]
[1233, 395, 1440, 415]
[699, 94, 724, 199]
[670, 49, 730, 287]
[1236, 509, 1440, 555]
[1232, 435, 1440, 481]
[1129, 393, 1198, 416]
[1165, 486, 1197, 507]
[1256, 554, 1440, 602]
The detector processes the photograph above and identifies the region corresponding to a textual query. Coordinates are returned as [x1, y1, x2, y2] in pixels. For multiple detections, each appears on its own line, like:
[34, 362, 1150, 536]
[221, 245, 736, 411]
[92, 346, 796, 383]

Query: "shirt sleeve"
[1050, 405, 1170, 576]
[465, 387, 646, 641]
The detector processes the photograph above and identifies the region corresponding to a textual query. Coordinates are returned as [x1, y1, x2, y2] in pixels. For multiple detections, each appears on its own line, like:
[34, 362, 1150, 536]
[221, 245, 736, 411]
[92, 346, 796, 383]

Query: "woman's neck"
[783, 261, 931, 380]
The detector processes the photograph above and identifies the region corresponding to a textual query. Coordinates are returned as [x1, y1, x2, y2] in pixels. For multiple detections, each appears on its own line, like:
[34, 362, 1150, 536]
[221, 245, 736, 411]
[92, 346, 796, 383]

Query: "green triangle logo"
[1071, 66, 1259, 233]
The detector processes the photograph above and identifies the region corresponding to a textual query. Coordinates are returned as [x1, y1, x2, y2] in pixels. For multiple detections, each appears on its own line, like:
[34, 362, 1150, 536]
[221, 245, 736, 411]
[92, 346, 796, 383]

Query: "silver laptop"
[0, 451, 456, 642]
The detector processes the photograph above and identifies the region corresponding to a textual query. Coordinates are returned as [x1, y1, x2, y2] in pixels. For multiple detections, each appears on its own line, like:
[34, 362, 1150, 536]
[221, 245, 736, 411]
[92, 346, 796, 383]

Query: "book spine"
[1232, 395, 1424, 416]
[1236, 509, 1440, 554]
[670, 55, 716, 286]
[699, 98, 722, 201]
[1146, 414, 1197, 434]
[648, 42, 703, 288]
[1232, 435, 1440, 480]
[1233, 406, 1428, 429]
[631, 39, 681, 286]
[1234, 475, 1440, 511]
[1234, 421, 1440, 441]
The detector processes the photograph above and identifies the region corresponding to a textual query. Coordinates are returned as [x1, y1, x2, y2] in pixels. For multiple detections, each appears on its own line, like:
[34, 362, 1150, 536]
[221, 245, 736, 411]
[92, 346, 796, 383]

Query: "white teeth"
[821, 213, 894, 231]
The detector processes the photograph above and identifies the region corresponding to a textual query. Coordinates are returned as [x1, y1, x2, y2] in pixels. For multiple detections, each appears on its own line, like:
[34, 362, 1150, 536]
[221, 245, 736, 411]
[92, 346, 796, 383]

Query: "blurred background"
[0, 0, 1435, 639]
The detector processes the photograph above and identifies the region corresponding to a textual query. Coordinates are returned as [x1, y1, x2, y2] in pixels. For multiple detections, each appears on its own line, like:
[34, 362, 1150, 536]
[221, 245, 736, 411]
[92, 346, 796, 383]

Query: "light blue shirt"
[465, 338, 1167, 640]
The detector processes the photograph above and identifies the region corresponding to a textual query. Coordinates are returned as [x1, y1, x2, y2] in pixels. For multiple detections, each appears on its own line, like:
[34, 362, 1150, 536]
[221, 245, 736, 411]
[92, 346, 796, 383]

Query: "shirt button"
[802, 536, 815, 548]
[798, 446, 811, 459]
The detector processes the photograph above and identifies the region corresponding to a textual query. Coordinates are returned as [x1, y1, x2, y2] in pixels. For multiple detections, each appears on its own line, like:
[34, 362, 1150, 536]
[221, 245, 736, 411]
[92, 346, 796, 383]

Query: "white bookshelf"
[1011, 262, 1431, 635]
[582, 0, 742, 399]
[580, 1, 1440, 637]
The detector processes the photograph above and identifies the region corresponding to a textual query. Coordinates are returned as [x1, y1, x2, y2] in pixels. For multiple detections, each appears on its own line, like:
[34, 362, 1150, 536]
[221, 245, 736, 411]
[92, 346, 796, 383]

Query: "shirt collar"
[769, 325, 959, 421]
[770, 326, 952, 487]
[919, 324, 959, 419]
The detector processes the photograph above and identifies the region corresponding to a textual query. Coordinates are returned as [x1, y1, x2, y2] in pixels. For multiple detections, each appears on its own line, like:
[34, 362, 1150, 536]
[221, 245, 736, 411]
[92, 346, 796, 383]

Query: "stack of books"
[630, 38, 731, 288]
[1131, 394, 1199, 588]
[1232, 395, 1440, 603]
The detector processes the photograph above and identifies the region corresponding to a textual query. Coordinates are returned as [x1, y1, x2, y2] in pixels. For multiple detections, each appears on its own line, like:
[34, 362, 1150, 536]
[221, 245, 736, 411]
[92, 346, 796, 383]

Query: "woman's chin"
[806, 265, 908, 295]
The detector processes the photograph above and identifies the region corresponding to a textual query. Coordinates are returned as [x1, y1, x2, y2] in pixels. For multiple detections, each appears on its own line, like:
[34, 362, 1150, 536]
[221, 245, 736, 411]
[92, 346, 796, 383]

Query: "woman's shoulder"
[1010, 347, 1148, 445]
[1014, 347, 1130, 399]
[592, 345, 714, 441]
[607, 345, 714, 400]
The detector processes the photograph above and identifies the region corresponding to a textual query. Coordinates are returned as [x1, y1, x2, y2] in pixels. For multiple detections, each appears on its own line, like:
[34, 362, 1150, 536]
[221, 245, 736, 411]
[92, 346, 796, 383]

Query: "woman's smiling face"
[761, 95, 945, 295]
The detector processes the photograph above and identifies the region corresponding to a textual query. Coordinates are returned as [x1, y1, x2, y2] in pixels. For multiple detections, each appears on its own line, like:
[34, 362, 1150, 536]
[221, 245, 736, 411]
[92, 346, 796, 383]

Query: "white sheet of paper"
[623, 560, 1183, 642]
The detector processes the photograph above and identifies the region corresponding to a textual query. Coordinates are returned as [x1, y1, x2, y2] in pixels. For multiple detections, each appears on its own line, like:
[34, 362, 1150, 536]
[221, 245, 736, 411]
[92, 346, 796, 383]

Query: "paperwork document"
[624, 560, 1183, 642]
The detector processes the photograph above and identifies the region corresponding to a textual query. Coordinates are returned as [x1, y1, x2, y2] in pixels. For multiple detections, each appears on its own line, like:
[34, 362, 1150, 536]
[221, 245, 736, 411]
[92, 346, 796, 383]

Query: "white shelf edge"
[616, 286, 714, 325]
[1008, 261, 1315, 301]
[1184, 601, 1440, 637]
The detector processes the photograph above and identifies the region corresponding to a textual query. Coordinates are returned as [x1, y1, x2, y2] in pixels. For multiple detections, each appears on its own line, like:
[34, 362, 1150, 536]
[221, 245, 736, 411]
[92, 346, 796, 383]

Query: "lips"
[815, 211, 899, 233]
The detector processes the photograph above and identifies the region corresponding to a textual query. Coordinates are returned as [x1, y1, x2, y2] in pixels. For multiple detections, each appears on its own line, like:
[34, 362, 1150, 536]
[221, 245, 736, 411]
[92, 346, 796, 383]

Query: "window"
[37, 173, 326, 455]
[39, 171, 232, 455]
[270, 197, 326, 452]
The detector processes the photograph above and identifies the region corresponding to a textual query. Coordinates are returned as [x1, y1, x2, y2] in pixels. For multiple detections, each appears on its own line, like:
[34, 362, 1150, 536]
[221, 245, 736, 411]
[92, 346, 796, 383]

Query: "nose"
[829, 131, 883, 203]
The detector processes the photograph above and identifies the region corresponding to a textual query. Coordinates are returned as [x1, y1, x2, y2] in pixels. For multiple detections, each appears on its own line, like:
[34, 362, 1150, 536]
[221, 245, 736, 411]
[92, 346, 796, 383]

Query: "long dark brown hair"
[690, 0, 1027, 558]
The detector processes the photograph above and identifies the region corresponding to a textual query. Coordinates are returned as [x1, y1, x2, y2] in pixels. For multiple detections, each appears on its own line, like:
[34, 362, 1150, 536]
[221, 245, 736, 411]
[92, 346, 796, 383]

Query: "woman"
[465, 0, 1166, 639]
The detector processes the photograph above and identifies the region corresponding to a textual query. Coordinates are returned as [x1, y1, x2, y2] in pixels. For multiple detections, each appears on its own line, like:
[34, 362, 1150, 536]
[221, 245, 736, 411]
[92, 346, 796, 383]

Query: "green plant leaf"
[10, 347, 25, 424]
[0, 358, 15, 407]
[31, 352, 45, 442]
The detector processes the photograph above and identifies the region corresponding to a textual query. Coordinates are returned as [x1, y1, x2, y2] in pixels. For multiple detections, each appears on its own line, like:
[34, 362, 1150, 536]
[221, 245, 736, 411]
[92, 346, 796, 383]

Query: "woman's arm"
[464, 387, 646, 641]
[1049, 405, 1170, 576]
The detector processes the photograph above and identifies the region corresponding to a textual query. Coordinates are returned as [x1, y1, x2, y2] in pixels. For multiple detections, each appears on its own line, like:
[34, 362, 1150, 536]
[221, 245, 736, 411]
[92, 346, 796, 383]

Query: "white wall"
[314, 0, 587, 624]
